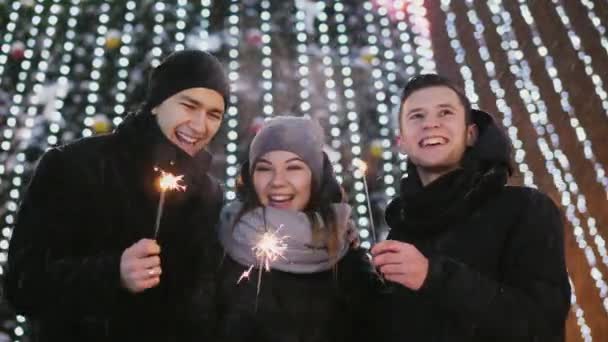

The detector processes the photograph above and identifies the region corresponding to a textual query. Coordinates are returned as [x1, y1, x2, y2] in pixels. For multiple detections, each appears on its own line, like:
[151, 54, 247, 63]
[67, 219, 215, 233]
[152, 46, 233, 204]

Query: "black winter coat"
[4, 113, 224, 341]
[216, 248, 378, 342]
[377, 110, 571, 341]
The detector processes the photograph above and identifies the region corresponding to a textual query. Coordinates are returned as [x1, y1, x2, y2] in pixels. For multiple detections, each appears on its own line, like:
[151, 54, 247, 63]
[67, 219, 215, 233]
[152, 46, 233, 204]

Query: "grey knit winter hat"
[249, 116, 325, 191]
[144, 49, 229, 111]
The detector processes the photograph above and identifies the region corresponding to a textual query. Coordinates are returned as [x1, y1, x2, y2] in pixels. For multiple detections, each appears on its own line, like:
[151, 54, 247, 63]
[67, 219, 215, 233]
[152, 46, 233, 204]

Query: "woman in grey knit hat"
[215, 116, 378, 342]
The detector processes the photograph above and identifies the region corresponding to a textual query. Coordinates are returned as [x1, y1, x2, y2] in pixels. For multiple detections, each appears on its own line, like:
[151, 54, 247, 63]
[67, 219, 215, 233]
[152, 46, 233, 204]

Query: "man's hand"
[371, 240, 429, 291]
[120, 239, 162, 293]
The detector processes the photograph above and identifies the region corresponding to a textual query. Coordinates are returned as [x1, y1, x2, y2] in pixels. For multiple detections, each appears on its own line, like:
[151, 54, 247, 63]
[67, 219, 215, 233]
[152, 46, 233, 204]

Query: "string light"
[575, 0, 608, 60]
[0, 1, 22, 85]
[0, 1, 47, 155]
[194, 0, 212, 51]
[259, 0, 274, 117]
[109, 1, 138, 128]
[314, 2, 344, 180]
[387, 2, 418, 76]
[150, 1, 167, 68]
[570, 277, 593, 341]
[385, 4, 418, 174]
[12, 0, 64, 149]
[44, 0, 82, 149]
[223, 0, 241, 202]
[293, 0, 312, 117]
[361, 1, 396, 198]
[442, 8, 479, 107]
[333, 1, 373, 249]
[173, 0, 187, 51]
[403, 0, 436, 74]
[80, 2, 111, 137]
[550, 0, 608, 115]
[514, 1, 608, 198]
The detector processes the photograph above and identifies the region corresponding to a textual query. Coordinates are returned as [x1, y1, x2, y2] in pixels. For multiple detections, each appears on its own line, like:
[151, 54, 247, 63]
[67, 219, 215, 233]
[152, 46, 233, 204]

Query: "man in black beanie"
[5, 50, 229, 341]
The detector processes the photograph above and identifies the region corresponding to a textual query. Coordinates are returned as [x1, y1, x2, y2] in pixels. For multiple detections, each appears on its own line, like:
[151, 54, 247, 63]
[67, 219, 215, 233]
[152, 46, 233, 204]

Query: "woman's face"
[252, 150, 312, 211]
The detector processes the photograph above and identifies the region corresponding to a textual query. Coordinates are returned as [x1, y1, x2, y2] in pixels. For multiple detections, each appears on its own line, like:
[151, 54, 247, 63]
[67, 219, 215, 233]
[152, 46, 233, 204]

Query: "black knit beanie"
[143, 49, 230, 111]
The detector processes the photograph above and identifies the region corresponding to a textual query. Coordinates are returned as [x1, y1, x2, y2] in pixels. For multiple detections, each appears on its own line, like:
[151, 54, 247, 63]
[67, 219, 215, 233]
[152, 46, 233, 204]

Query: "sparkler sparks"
[156, 168, 187, 192]
[237, 224, 289, 305]
[153, 167, 187, 238]
[253, 229, 289, 271]
[237, 265, 255, 284]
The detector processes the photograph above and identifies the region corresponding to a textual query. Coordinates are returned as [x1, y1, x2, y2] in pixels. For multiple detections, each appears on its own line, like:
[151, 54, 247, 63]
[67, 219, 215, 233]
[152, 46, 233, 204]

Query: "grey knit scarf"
[218, 201, 354, 273]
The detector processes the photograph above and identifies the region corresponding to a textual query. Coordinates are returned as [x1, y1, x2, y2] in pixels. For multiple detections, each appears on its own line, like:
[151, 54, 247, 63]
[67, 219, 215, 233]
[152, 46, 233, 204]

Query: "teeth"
[176, 131, 199, 145]
[421, 137, 446, 147]
[269, 195, 292, 202]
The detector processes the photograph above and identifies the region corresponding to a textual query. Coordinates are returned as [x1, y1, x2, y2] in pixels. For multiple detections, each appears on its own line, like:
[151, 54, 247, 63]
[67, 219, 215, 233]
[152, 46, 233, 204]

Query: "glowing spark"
[153, 167, 187, 238]
[253, 228, 289, 271]
[353, 158, 368, 174]
[237, 265, 254, 284]
[157, 169, 187, 192]
[236, 224, 289, 304]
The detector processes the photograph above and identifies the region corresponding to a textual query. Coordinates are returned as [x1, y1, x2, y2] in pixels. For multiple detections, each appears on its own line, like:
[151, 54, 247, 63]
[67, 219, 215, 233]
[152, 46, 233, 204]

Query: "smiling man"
[5, 50, 229, 342]
[371, 74, 570, 341]
[398, 84, 478, 186]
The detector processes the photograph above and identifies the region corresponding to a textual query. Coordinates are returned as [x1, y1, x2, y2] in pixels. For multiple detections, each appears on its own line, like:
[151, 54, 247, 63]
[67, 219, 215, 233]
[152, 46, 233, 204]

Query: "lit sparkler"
[353, 159, 385, 283]
[253, 228, 289, 272]
[237, 265, 255, 284]
[352, 159, 377, 245]
[237, 224, 289, 306]
[153, 167, 187, 238]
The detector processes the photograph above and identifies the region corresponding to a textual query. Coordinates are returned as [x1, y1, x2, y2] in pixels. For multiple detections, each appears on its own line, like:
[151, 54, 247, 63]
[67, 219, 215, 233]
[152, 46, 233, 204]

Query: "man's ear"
[466, 123, 478, 147]
[150, 106, 158, 115]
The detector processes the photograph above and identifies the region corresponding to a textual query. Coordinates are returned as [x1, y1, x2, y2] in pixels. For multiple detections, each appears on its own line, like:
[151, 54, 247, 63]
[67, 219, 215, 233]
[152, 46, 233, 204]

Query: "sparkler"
[253, 227, 289, 272]
[237, 265, 254, 284]
[353, 159, 385, 283]
[153, 167, 187, 239]
[352, 159, 378, 245]
[237, 224, 289, 309]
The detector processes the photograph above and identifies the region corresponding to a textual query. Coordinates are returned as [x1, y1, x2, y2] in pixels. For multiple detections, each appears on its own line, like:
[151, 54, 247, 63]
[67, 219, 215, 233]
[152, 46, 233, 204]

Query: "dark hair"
[399, 74, 473, 124]
[234, 151, 345, 262]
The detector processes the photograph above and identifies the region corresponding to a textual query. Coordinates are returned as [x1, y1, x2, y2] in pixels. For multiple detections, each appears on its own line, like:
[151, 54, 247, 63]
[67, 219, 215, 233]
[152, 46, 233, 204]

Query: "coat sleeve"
[339, 247, 385, 342]
[4, 148, 126, 317]
[418, 189, 571, 340]
[174, 179, 225, 341]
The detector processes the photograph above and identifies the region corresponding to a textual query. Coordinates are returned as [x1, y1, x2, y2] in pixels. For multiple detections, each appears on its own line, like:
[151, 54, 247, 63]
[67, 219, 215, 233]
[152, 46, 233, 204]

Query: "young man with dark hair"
[5, 50, 229, 341]
[372, 74, 570, 341]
